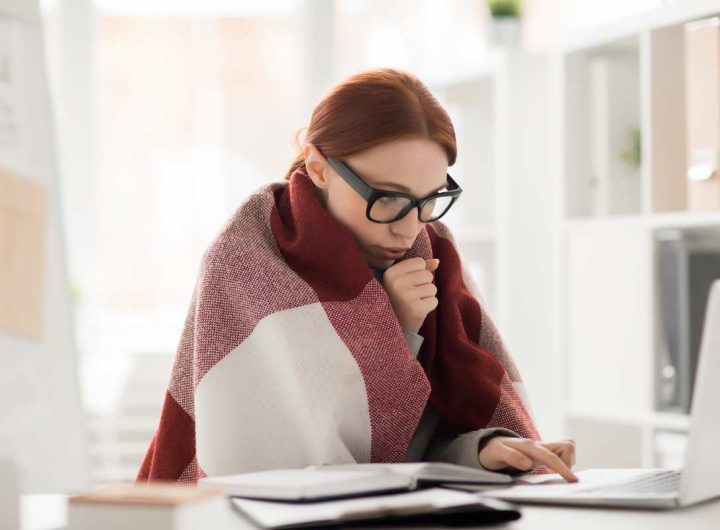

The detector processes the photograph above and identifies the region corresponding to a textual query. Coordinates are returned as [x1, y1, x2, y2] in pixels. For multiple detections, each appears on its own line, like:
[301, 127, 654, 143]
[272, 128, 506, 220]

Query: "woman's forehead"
[345, 138, 448, 194]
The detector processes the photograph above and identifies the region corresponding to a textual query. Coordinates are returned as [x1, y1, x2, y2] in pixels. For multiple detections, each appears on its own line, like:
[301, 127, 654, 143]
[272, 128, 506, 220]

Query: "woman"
[136, 68, 577, 485]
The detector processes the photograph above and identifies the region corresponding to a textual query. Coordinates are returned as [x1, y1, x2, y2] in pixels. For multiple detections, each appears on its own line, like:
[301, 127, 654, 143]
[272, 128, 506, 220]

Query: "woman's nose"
[390, 207, 423, 240]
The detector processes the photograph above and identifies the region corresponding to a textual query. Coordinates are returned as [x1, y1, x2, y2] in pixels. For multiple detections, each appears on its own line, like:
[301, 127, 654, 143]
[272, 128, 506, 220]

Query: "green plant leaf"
[488, 0, 521, 18]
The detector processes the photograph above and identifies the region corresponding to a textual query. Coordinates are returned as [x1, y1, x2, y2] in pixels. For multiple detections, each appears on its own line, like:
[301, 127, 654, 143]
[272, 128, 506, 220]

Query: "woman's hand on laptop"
[478, 437, 579, 482]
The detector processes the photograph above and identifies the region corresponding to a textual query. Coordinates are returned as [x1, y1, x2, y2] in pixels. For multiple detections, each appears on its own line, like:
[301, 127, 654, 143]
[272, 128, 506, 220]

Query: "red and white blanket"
[136, 167, 541, 484]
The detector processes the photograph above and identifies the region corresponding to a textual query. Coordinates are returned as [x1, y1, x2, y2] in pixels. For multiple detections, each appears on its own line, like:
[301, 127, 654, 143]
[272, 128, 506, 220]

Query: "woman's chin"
[366, 255, 394, 270]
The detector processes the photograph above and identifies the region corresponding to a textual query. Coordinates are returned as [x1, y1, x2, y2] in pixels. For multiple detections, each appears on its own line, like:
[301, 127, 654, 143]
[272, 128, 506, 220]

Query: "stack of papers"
[200, 463, 521, 528]
[231, 487, 521, 529]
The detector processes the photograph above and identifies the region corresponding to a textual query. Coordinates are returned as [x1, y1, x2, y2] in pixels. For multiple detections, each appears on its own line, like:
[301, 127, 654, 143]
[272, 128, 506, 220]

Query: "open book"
[199, 462, 513, 501]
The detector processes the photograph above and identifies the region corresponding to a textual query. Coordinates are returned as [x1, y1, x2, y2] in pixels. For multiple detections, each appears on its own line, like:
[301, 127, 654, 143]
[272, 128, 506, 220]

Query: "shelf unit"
[432, 61, 499, 317]
[558, 1, 720, 469]
[430, 50, 563, 440]
[429, 0, 720, 468]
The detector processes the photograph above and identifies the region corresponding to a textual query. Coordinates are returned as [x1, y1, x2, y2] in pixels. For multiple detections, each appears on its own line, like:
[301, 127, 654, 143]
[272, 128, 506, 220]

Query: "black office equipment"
[655, 227, 720, 413]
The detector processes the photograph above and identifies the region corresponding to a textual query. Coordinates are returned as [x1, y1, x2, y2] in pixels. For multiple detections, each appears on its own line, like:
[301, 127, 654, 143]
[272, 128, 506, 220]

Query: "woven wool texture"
[136, 167, 541, 484]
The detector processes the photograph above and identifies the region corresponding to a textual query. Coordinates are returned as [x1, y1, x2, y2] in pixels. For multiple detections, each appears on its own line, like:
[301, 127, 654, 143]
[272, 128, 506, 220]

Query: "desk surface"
[21, 493, 720, 530]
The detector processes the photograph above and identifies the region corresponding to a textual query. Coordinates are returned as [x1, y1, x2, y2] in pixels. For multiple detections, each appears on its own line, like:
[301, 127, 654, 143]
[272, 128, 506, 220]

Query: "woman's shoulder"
[200, 180, 287, 271]
[426, 219, 455, 241]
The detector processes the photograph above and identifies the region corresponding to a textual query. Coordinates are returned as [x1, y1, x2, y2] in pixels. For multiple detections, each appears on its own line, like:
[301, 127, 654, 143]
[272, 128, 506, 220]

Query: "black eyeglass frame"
[325, 156, 463, 224]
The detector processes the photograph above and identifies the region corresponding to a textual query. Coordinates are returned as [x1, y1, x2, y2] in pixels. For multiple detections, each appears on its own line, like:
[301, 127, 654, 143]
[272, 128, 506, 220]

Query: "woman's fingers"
[478, 438, 531, 471]
[555, 439, 576, 467]
[506, 439, 579, 482]
[541, 440, 576, 468]
[552, 445, 573, 468]
[414, 282, 438, 299]
[495, 444, 535, 472]
[532, 444, 578, 482]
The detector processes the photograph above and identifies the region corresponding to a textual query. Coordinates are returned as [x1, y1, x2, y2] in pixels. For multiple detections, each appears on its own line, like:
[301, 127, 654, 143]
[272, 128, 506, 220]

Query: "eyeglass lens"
[369, 194, 454, 222]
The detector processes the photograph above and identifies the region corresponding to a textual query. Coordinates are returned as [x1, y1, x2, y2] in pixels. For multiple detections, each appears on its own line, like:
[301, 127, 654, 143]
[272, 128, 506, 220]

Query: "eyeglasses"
[325, 157, 462, 224]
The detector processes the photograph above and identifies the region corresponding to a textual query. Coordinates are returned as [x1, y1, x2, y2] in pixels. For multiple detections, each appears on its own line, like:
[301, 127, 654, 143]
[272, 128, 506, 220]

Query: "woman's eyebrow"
[373, 180, 448, 194]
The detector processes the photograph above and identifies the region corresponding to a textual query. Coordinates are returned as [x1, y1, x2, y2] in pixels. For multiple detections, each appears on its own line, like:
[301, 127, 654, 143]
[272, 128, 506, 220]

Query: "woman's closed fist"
[382, 257, 439, 334]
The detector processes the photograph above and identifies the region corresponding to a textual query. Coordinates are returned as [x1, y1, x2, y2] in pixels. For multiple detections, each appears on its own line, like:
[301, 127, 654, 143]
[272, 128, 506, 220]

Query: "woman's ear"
[303, 143, 331, 191]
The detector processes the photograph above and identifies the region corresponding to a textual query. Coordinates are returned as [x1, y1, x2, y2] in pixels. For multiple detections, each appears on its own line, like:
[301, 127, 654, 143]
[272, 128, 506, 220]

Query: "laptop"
[478, 279, 720, 509]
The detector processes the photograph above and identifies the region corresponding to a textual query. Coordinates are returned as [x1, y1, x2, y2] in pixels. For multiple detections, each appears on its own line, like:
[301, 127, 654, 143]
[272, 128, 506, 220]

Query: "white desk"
[20, 493, 720, 529]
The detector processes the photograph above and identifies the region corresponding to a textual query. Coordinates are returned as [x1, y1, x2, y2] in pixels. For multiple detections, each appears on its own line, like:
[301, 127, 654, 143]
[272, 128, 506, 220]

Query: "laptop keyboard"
[579, 470, 681, 495]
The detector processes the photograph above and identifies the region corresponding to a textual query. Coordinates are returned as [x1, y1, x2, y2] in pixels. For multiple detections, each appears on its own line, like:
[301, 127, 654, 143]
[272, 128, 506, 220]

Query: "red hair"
[284, 68, 457, 180]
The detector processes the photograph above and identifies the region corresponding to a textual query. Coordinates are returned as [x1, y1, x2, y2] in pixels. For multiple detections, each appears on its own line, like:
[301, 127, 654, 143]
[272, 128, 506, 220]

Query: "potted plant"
[487, 0, 522, 48]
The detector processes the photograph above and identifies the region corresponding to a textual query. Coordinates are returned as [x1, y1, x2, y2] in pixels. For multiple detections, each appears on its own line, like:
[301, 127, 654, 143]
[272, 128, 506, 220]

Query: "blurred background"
[8, 0, 718, 486]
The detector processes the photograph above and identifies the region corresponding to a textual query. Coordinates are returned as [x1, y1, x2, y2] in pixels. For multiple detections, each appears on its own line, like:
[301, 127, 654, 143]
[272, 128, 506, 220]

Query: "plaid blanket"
[136, 167, 541, 484]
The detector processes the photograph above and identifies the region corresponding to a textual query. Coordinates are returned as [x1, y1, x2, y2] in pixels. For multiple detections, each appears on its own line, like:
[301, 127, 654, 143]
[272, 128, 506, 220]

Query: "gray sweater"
[372, 267, 522, 472]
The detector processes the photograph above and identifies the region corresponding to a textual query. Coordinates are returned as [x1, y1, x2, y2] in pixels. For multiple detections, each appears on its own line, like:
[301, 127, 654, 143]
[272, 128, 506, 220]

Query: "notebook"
[199, 462, 513, 501]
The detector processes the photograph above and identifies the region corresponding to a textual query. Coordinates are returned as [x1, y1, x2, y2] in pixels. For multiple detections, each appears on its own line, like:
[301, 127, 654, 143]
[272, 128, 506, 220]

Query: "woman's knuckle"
[549, 453, 565, 466]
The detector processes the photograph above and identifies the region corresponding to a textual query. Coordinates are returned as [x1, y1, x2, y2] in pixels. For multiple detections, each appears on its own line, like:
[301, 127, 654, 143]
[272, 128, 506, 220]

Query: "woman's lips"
[378, 247, 408, 259]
